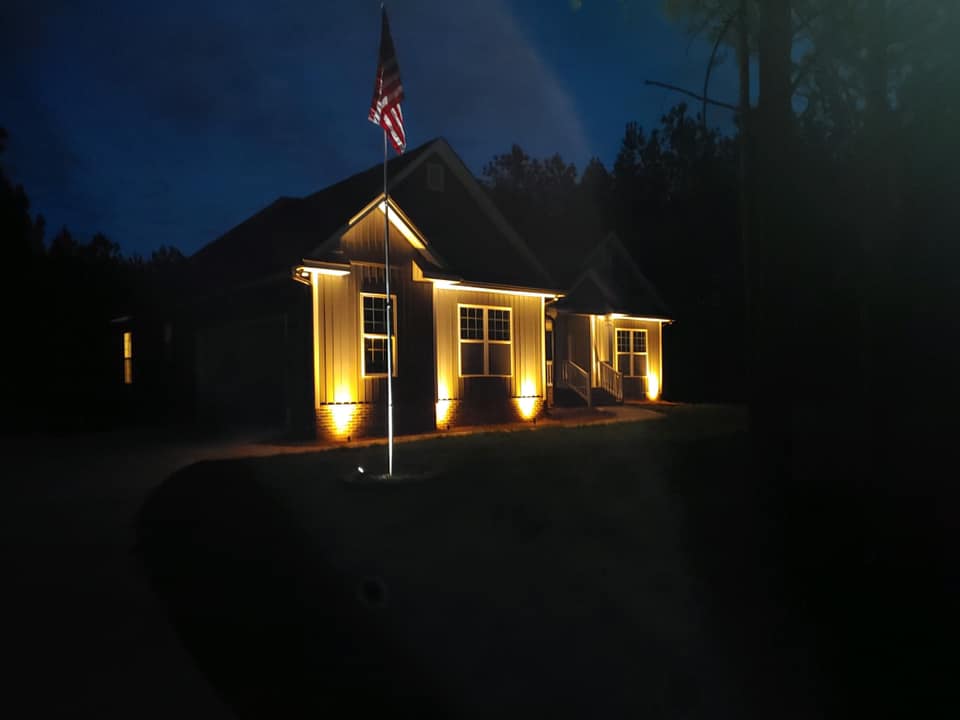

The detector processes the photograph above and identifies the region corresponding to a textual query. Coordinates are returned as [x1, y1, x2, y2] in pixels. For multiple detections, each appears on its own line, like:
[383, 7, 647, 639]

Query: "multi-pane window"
[122, 331, 133, 385]
[616, 328, 648, 378]
[488, 309, 510, 340]
[460, 306, 483, 340]
[362, 294, 396, 376]
[459, 305, 511, 376]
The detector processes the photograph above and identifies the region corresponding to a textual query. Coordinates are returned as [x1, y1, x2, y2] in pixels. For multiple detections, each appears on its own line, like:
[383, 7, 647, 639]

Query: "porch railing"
[561, 360, 591, 406]
[598, 360, 623, 402]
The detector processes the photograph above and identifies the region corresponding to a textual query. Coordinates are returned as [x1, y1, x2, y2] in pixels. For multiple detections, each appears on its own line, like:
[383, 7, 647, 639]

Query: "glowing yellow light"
[298, 265, 350, 277]
[432, 280, 560, 299]
[326, 386, 356, 439]
[329, 404, 356, 437]
[436, 381, 454, 428]
[515, 379, 538, 420]
[436, 400, 453, 428]
[122, 331, 133, 385]
[646, 372, 660, 401]
[378, 201, 426, 249]
[606, 313, 671, 323]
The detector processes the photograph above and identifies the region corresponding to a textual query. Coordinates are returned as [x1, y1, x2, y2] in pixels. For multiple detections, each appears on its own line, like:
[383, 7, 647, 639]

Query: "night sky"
[2, 0, 738, 257]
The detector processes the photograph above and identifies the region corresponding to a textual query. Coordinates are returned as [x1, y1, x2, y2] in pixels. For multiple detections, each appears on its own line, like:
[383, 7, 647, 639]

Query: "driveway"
[4, 429, 280, 719]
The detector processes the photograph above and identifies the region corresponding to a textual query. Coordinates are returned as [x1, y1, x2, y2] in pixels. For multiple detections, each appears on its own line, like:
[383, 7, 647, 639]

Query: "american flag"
[368, 8, 406, 155]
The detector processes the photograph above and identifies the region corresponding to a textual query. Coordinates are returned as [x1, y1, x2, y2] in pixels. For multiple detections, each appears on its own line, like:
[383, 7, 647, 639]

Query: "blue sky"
[1, 1, 739, 257]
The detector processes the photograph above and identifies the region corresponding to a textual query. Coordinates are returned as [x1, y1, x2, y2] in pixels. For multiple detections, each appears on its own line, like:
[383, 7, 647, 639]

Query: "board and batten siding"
[595, 315, 664, 396]
[312, 272, 360, 405]
[309, 207, 437, 438]
[433, 287, 544, 401]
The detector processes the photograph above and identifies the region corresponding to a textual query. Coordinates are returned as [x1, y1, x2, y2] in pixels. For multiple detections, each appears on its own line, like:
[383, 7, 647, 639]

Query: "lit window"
[122, 331, 133, 385]
[616, 328, 648, 378]
[459, 305, 511, 377]
[362, 294, 397, 376]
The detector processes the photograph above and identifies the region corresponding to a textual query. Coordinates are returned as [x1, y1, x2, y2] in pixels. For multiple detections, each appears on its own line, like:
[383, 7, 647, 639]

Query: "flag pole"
[383, 128, 394, 477]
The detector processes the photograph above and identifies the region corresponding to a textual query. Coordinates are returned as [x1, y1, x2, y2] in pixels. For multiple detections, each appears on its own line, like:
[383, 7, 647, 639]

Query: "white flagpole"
[383, 129, 394, 476]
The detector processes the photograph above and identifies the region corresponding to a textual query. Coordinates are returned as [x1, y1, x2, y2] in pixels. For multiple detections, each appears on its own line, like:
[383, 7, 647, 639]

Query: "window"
[122, 331, 133, 385]
[362, 294, 397, 376]
[616, 328, 648, 378]
[459, 305, 511, 376]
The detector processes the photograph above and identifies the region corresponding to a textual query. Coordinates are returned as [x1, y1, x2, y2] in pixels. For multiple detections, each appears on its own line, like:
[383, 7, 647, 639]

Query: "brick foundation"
[317, 395, 546, 441]
[434, 395, 545, 431]
[315, 402, 384, 443]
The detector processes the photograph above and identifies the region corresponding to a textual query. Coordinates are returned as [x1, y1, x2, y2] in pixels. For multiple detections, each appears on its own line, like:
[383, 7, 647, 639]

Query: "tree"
[0, 128, 40, 262]
[658, 3, 960, 714]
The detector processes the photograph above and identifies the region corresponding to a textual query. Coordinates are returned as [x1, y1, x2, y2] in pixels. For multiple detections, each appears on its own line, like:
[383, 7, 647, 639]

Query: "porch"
[548, 312, 665, 408]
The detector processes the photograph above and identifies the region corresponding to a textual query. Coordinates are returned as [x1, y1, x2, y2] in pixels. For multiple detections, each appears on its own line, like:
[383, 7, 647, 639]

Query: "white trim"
[457, 303, 513, 378]
[376, 200, 426, 249]
[360, 292, 398, 378]
[590, 314, 597, 387]
[433, 280, 560, 299]
[297, 265, 350, 277]
[615, 327, 649, 379]
[308, 142, 439, 261]
[658, 322, 664, 395]
[312, 278, 321, 408]
[607, 313, 671, 323]
[540, 297, 547, 399]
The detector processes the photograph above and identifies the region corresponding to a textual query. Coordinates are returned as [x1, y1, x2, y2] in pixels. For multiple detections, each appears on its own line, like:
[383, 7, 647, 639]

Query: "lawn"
[138, 405, 826, 718]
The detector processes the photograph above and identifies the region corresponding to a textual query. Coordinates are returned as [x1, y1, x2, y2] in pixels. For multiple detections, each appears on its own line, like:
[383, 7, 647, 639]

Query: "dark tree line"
[661, 2, 959, 715]
[482, 103, 743, 402]
[1, 128, 187, 431]
[492, 0, 959, 709]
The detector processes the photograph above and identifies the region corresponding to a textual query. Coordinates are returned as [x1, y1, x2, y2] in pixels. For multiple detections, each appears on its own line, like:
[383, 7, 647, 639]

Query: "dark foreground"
[135, 405, 954, 718]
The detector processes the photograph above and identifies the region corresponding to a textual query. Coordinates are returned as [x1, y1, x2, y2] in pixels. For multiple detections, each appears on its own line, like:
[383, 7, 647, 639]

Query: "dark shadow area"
[135, 409, 955, 719]
[137, 460, 447, 718]
[670, 428, 956, 719]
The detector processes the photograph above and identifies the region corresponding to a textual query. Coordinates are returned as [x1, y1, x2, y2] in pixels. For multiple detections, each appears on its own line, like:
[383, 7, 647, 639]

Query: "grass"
[137, 404, 894, 718]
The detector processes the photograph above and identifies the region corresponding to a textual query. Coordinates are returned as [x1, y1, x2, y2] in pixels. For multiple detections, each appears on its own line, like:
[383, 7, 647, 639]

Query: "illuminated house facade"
[545, 233, 672, 407]
[188, 138, 669, 441]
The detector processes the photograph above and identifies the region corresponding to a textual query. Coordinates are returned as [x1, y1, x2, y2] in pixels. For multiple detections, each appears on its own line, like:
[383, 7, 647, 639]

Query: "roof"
[555, 233, 672, 319]
[188, 141, 433, 291]
[190, 138, 555, 293]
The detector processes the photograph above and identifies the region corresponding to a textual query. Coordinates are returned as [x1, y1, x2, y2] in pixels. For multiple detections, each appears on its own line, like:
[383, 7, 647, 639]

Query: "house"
[545, 233, 672, 407]
[190, 138, 558, 441]
[187, 138, 670, 442]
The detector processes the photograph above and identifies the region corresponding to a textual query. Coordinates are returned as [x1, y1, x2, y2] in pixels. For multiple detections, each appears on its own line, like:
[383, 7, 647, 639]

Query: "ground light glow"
[515, 379, 538, 420]
[646, 372, 660, 401]
[326, 387, 357, 439]
[436, 381, 454, 428]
